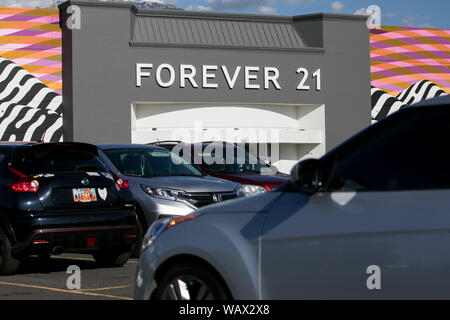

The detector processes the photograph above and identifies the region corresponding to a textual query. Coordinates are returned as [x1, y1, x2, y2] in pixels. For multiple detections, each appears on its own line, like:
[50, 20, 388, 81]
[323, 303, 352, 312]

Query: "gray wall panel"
[132, 13, 305, 49]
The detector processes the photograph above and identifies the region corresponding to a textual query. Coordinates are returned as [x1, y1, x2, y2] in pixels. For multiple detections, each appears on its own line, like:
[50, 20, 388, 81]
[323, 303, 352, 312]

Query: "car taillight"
[118, 179, 129, 189]
[7, 166, 40, 192]
[10, 180, 39, 192]
[110, 171, 129, 190]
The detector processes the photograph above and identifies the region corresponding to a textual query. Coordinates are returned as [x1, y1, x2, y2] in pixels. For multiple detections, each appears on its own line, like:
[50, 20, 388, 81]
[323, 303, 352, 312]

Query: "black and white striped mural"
[0, 57, 63, 142]
[371, 80, 448, 123]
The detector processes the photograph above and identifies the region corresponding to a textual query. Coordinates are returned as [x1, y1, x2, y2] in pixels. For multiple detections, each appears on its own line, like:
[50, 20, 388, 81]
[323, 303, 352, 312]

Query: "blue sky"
[178, 0, 450, 29]
[2, 0, 450, 29]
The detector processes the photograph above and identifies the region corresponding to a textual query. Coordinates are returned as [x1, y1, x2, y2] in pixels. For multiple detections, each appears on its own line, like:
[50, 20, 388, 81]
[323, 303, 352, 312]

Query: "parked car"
[96, 144, 245, 257]
[150, 141, 289, 196]
[0, 142, 138, 275]
[135, 95, 450, 300]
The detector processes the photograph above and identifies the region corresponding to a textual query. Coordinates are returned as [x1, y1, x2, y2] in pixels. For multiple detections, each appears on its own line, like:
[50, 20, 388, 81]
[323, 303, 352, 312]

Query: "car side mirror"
[270, 165, 278, 173]
[290, 159, 322, 194]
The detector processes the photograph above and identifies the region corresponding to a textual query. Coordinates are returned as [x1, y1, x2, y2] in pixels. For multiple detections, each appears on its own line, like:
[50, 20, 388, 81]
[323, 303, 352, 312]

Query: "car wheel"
[92, 250, 131, 268]
[152, 263, 230, 300]
[130, 218, 144, 259]
[0, 228, 20, 275]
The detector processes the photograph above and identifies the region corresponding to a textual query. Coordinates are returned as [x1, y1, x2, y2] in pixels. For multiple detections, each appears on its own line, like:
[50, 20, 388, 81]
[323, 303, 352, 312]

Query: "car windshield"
[103, 148, 203, 178]
[196, 145, 275, 175]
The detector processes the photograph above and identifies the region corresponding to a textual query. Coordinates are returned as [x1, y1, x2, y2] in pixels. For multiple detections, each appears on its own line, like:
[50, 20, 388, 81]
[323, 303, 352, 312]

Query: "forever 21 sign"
[136, 63, 321, 91]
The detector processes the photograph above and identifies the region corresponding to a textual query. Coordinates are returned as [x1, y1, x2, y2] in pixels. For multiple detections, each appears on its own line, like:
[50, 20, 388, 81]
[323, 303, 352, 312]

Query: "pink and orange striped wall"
[0, 7, 61, 95]
[370, 26, 450, 96]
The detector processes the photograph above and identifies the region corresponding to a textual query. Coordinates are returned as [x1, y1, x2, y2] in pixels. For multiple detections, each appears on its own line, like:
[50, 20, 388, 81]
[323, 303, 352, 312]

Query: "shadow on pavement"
[15, 255, 100, 275]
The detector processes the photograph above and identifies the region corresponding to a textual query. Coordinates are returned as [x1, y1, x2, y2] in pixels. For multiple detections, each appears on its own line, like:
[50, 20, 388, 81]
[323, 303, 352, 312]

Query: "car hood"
[210, 172, 290, 189]
[197, 192, 283, 214]
[125, 175, 240, 193]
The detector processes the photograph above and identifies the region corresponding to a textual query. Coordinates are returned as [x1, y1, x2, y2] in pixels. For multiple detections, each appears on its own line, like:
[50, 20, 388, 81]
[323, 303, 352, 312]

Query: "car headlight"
[141, 214, 201, 252]
[242, 184, 268, 196]
[141, 217, 171, 252]
[141, 185, 185, 201]
[235, 186, 246, 198]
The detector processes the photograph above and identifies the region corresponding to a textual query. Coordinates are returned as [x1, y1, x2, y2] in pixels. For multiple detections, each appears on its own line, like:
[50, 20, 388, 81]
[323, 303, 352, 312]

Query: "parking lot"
[0, 254, 137, 300]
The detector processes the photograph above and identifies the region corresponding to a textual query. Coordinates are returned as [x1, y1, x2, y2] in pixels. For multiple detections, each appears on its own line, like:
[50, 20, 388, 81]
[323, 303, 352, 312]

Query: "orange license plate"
[72, 188, 97, 202]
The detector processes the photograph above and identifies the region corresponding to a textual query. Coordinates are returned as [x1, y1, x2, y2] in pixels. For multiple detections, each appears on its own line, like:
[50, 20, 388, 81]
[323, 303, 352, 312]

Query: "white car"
[135, 95, 450, 300]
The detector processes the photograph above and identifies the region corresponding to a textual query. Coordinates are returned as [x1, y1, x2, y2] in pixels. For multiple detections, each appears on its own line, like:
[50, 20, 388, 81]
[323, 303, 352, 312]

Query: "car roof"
[0, 142, 37, 146]
[321, 98, 449, 162]
[410, 94, 450, 108]
[152, 141, 237, 147]
[97, 143, 167, 151]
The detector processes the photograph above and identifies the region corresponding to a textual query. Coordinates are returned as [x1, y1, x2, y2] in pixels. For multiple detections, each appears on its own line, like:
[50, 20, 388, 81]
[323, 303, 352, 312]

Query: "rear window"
[11, 145, 107, 175]
[103, 148, 203, 178]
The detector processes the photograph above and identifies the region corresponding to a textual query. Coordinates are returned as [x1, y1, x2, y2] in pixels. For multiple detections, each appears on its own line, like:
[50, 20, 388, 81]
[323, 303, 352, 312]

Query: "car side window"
[325, 107, 450, 191]
[0, 147, 11, 171]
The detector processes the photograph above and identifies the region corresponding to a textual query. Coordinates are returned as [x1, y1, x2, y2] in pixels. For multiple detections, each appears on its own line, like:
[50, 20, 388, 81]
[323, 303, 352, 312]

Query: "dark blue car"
[0, 142, 138, 275]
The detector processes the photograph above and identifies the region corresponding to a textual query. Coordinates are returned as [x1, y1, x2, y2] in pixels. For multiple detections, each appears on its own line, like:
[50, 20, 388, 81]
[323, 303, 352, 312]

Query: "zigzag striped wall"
[0, 7, 61, 93]
[370, 26, 450, 121]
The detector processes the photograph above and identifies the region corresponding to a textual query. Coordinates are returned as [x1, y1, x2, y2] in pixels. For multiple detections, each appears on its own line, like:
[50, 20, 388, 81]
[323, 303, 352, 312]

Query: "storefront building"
[59, 0, 371, 173]
[0, 1, 447, 173]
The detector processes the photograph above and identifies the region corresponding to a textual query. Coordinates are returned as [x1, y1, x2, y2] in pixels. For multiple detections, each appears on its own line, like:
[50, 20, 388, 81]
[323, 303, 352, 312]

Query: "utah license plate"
[72, 188, 98, 202]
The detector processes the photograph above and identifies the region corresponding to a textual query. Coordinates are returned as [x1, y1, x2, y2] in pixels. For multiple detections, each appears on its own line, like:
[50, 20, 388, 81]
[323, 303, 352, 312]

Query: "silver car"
[135, 96, 450, 300]
[97, 144, 244, 256]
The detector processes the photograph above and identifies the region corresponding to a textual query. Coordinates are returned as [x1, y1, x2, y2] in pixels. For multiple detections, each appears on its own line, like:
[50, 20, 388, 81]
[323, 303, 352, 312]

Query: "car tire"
[92, 250, 131, 268]
[0, 228, 20, 275]
[152, 263, 230, 300]
[130, 218, 144, 259]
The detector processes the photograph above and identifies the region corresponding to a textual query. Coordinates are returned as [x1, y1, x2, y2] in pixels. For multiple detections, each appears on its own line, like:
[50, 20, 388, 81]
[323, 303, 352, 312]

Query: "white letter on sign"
[136, 63, 153, 87]
[156, 64, 176, 88]
[222, 66, 241, 89]
[203, 65, 218, 89]
[264, 67, 281, 90]
[180, 64, 198, 88]
[245, 67, 260, 89]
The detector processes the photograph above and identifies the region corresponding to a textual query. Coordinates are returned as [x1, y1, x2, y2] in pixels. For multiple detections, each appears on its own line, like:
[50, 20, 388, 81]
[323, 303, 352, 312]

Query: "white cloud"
[354, 7, 368, 15]
[203, 0, 274, 11]
[0, 0, 178, 8]
[258, 5, 277, 14]
[186, 5, 212, 11]
[283, 0, 316, 4]
[382, 12, 395, 21]
[419, 23, 433, 28]
[141, 0, 176, 4]
[354, 7, 394, 23]
[101, 0, 174, 3]
[402, 14, 432, 28]
[0, 0, 55, 8]
[331, 1, 343, 12]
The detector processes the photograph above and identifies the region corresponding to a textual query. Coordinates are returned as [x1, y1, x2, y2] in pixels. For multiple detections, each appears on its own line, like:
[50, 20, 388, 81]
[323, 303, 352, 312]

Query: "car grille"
[178, 192, 239, 208]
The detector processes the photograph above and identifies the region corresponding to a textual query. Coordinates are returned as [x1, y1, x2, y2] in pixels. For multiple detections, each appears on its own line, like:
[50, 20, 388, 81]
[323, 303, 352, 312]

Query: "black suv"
[0, 142, 138, 275]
